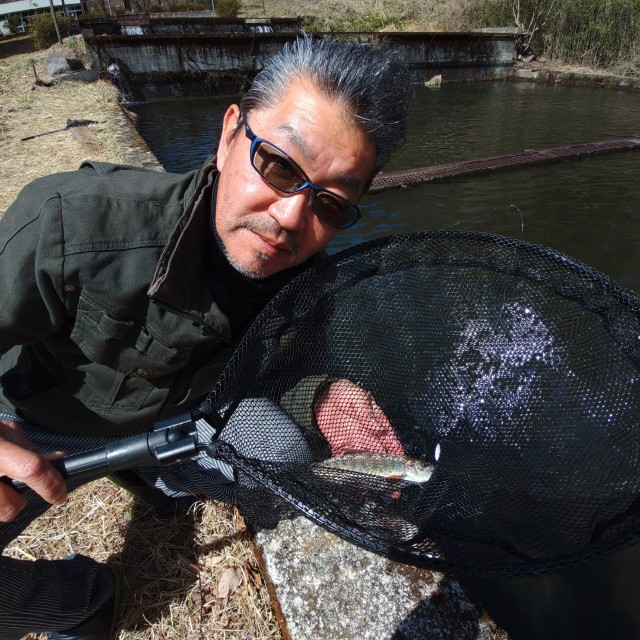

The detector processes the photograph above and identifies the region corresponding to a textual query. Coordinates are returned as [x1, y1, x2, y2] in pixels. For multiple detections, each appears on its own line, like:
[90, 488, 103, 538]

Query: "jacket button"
[135, 368, 151, 378]
[64, 284, 76, 292]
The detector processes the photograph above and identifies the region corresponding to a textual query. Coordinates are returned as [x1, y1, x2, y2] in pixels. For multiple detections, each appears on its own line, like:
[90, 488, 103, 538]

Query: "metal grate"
[369, 137, 640, 192]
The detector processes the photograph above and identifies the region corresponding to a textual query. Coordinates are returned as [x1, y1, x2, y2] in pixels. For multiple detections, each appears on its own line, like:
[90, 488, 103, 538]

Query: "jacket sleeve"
[279, 374, 332, 457]
[0, 179, 68, 354]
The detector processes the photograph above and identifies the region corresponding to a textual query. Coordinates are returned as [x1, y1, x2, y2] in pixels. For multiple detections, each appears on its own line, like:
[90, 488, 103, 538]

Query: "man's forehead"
[263, 78, 350, 147]
[245, 76, 376, 190]
[273, 122, 313, 160]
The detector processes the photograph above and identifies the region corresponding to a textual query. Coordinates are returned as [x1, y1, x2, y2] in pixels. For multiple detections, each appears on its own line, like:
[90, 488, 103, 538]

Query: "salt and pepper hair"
[239, 36, 412, 175]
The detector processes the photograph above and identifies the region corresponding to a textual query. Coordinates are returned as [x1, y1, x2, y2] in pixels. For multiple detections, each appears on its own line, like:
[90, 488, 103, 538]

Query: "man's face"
[214, 77, 377, 279]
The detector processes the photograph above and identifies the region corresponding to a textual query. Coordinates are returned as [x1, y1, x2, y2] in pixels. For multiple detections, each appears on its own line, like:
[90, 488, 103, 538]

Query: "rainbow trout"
[318, 453, 434, 484]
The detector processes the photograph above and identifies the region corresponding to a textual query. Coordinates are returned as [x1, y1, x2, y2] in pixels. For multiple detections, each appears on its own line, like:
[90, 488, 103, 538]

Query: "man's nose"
[269, 190, 311, 231]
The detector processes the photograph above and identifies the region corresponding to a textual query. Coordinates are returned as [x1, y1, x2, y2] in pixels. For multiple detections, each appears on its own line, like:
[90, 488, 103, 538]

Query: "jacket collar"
[147, 154, 226, 336]
[148, 153, 326, 338]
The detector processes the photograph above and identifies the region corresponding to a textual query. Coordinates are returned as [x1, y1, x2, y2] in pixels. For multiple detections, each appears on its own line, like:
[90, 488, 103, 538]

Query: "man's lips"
[249, 229, 293, 255]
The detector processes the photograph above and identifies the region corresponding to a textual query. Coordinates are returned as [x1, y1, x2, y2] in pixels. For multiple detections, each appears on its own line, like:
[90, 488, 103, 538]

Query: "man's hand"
[314, 379, 404, 456]
[0, 419, 67, 522]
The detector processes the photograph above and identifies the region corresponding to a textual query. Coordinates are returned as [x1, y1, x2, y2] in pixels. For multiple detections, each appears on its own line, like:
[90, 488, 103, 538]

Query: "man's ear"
[216, 104, 241, 172]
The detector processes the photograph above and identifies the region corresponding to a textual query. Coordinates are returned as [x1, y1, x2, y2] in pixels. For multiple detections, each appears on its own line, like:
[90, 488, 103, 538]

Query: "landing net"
[197, 231, 640, 577]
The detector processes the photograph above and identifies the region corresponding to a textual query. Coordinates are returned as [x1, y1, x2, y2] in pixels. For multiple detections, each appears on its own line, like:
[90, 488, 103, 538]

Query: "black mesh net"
[196, 231, 640, 577]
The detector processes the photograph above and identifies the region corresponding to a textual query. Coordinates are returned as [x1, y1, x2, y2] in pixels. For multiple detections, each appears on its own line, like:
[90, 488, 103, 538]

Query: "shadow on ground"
[108, 498, 201, 634]
[0, 35, 36, 59]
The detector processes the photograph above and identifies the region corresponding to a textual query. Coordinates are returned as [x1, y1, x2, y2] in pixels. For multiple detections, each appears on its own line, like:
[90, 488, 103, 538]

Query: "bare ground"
[0, 37, 281, 640]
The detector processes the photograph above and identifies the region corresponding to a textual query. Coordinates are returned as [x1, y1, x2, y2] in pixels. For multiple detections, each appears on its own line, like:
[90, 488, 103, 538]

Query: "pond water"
[132, 82, 640, 291]
[130, 81, 640, 640]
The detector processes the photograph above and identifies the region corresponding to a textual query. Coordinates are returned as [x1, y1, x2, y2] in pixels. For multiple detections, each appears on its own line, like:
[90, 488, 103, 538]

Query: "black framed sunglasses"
[240, 112, 361, 229]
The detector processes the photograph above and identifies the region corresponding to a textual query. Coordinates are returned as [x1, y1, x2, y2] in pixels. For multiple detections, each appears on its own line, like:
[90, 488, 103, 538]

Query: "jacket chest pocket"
[68, 295, 194, 410]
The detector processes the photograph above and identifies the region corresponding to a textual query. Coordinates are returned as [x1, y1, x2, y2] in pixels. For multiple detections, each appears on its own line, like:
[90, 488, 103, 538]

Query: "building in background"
[1, 0, 82, 35]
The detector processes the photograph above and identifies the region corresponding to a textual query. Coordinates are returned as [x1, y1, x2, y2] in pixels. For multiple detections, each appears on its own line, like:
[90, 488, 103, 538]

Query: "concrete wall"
[82, 20, 518, 101]
[366, 31, 518, 83]
[88, 32, 304, 99]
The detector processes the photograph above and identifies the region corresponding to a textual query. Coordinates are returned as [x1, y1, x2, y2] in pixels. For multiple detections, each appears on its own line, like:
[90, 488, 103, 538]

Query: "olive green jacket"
[0, 156, 314, 436]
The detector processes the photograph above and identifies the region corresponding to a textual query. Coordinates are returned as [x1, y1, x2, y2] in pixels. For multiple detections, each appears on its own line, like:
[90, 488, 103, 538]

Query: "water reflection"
[352, 155, 640, 291]
[130, 96, 234, 172]
[390, 81, 640, 170]
[130, 80, 640, 640]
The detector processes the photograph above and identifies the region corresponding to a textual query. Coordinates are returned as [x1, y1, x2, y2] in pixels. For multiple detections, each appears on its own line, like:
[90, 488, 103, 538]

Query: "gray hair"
[239, 36, 413, 176]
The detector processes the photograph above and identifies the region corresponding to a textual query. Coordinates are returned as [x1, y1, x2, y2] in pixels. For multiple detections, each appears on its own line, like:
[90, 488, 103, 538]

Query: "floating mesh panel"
[196, 231, 640, 577]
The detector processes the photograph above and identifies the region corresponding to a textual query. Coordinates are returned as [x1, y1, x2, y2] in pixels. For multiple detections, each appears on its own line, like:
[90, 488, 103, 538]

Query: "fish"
[316, 453, 434, 484]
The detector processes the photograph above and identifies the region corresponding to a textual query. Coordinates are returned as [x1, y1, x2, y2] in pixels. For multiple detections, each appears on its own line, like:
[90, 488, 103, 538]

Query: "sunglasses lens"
[313, 191, 356, 228]
[253, 142, 305, 192]
[251, 137, 359, 229]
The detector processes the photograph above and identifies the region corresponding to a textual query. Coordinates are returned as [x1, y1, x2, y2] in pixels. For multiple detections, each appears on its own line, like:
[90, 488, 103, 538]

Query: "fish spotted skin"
[318, 453, 434, 484]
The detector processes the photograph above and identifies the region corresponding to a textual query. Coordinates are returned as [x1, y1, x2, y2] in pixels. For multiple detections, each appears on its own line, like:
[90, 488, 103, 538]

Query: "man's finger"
[0, 482, 27, 522]
[0, 439, 67, 508]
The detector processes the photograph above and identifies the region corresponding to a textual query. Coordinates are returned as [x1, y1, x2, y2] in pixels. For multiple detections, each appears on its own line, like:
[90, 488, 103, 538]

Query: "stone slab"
[254, 516, 509, 640]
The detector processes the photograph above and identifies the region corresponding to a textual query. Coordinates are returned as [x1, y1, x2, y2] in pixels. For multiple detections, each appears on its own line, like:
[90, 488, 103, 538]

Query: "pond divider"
[80, 17, 518, 101]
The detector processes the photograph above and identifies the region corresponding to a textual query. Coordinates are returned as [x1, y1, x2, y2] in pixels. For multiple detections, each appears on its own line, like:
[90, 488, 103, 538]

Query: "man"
[0, 36, 411, 639]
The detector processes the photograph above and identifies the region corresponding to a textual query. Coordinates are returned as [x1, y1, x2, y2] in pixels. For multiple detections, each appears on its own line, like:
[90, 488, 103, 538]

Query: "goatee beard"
[215, 222, 301, 281]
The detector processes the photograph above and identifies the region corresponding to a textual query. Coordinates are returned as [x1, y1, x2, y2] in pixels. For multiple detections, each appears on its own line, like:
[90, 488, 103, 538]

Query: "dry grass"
[1, 38, 281, 640]
[242, 0, 483, 30]
[0, 39, 130, 212]
[6, 481, 280, 639]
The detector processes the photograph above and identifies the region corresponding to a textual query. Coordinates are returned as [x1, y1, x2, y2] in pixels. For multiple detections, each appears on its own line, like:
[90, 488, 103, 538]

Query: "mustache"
[237, 218, 301, 255]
